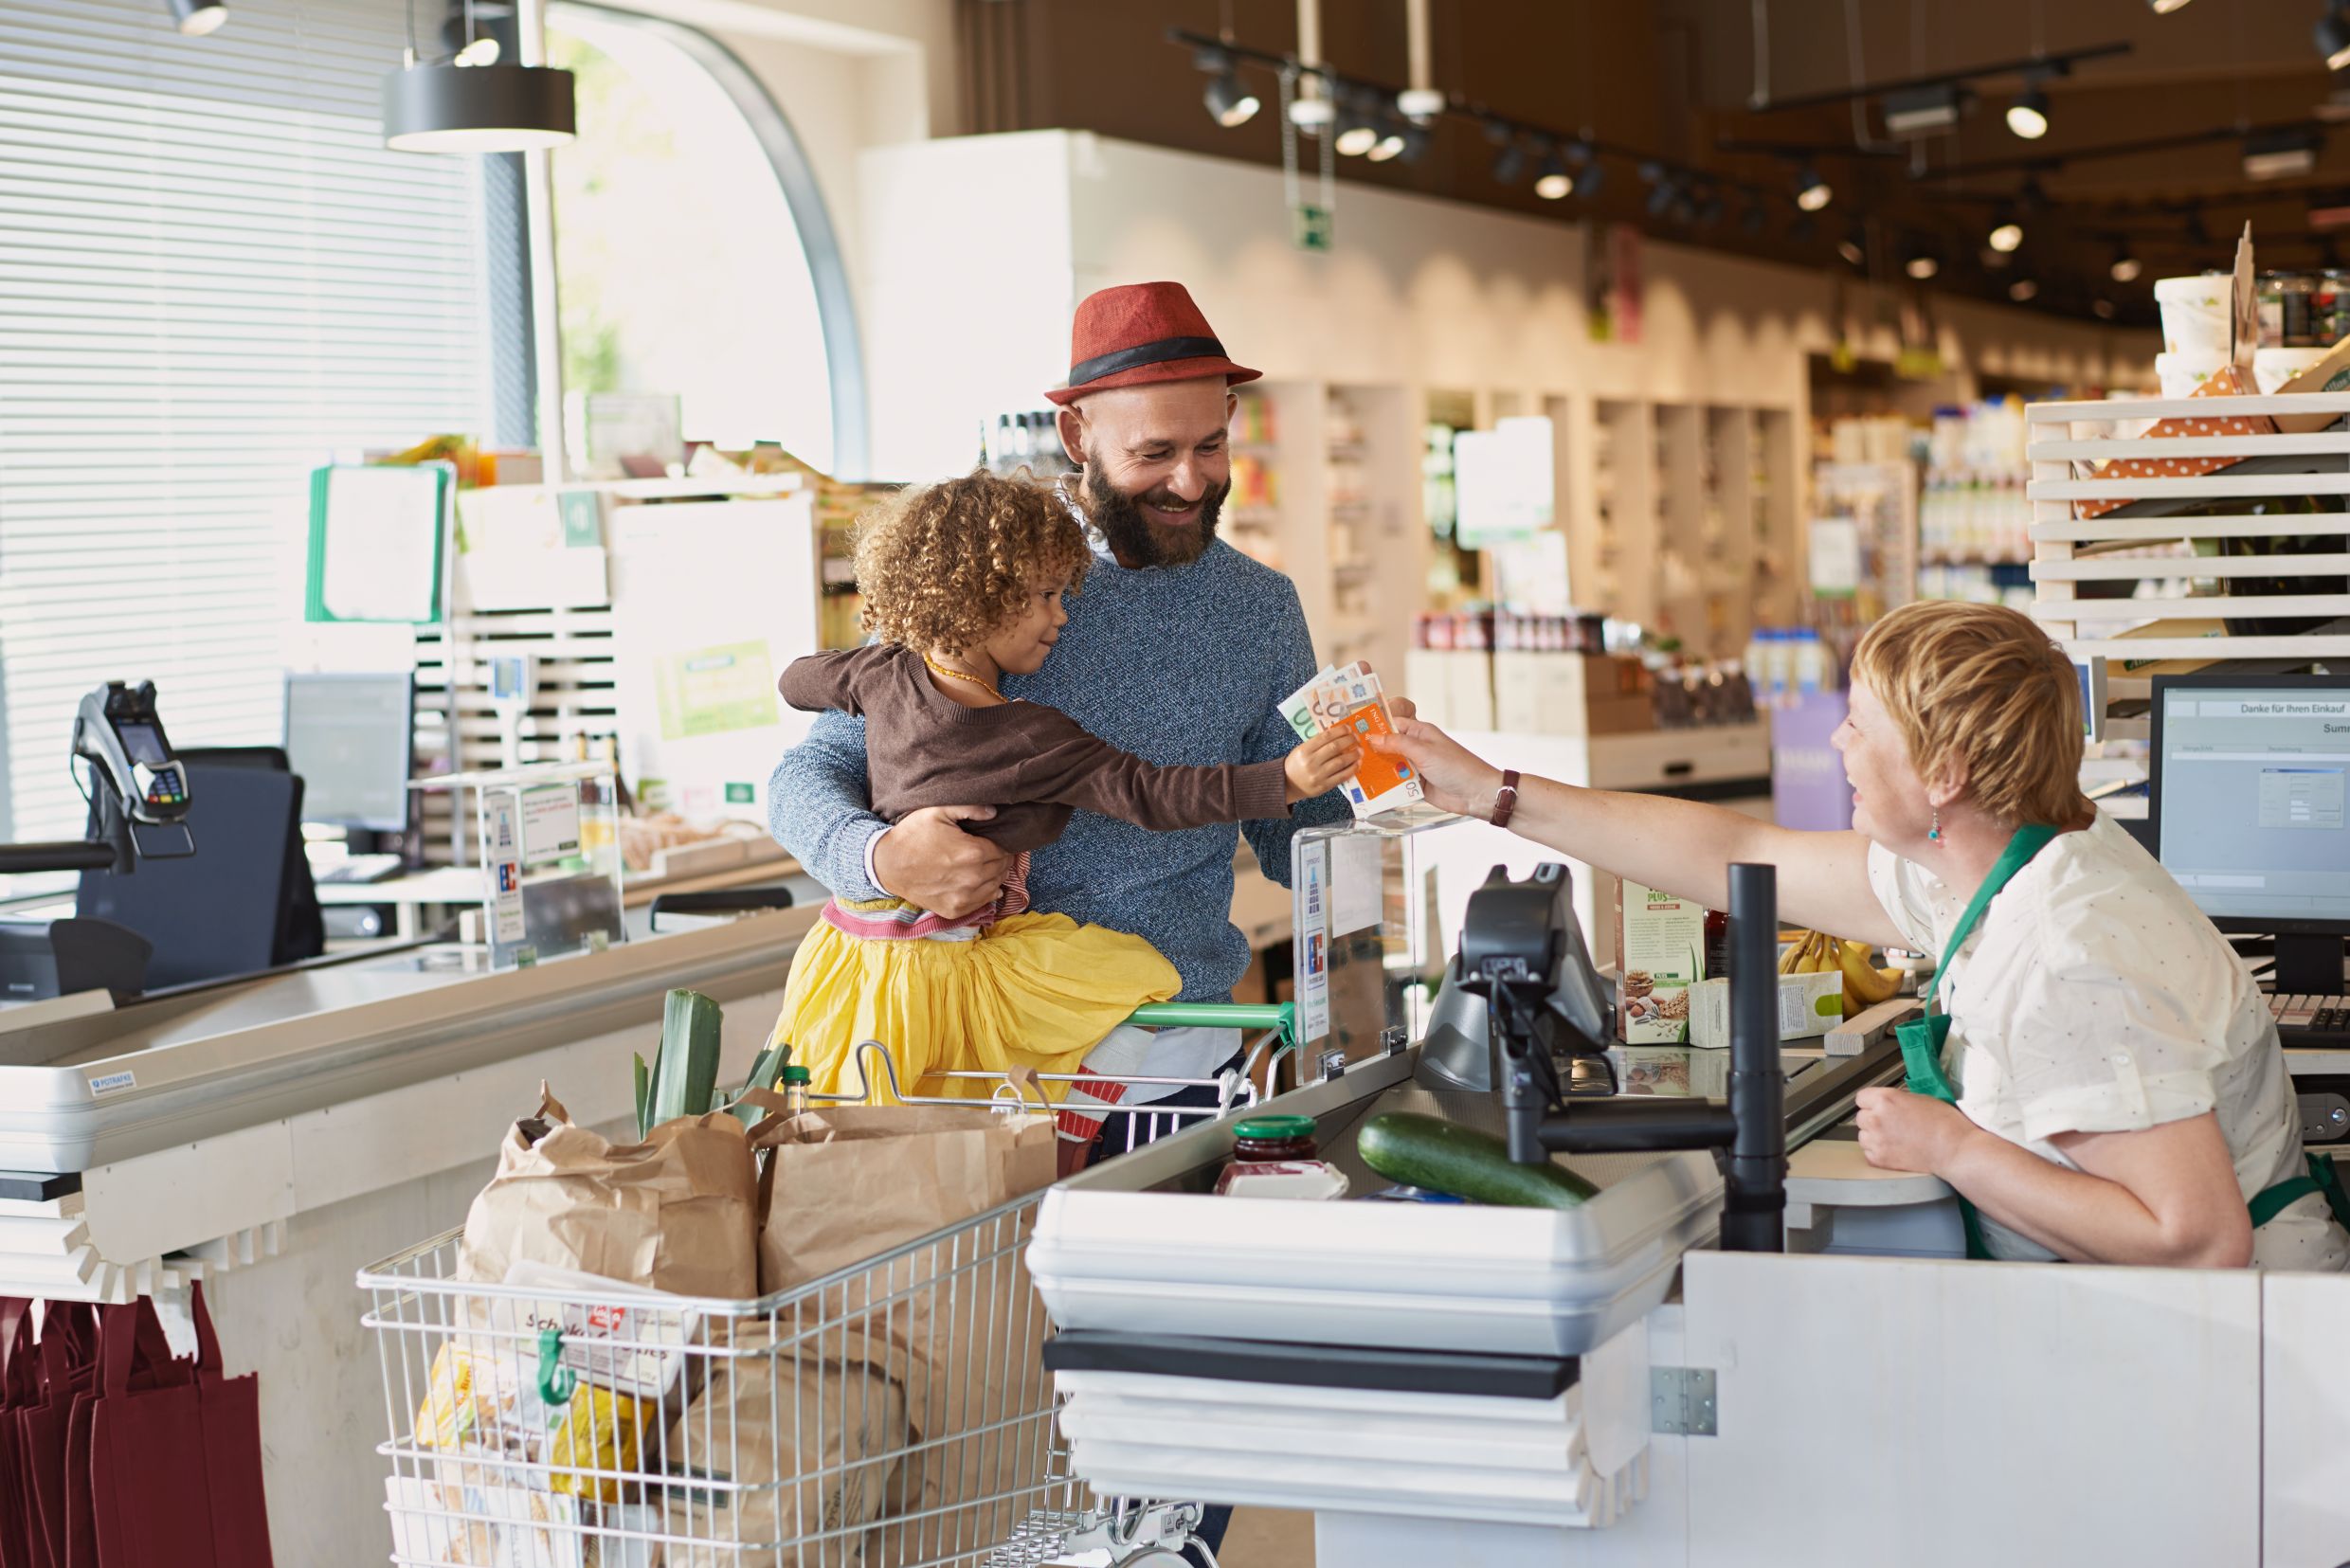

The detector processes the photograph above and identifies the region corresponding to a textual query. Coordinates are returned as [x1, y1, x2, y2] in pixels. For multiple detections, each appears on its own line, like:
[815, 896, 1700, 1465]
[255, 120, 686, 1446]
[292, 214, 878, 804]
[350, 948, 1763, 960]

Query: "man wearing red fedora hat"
[772, 279, 1383, 1090]
[774, 283, 1381, 1559]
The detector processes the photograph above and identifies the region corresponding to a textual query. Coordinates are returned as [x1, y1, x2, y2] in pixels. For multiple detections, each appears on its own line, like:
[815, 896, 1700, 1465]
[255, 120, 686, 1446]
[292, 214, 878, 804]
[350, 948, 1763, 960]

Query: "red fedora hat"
[1044, 281, 1261, 406]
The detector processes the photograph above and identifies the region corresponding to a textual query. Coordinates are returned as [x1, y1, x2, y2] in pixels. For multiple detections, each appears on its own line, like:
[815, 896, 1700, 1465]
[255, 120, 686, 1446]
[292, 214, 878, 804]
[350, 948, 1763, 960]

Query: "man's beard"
[1083, 465, 1225, 568]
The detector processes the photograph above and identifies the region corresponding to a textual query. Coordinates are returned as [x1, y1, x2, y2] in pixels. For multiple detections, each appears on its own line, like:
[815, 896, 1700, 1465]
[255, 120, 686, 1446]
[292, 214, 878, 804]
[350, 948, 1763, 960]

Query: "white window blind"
[0, 0, 495, 844]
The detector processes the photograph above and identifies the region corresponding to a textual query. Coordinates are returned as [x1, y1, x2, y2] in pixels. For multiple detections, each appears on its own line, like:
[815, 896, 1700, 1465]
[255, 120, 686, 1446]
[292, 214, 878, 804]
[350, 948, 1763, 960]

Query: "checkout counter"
[1032, 817, 2350, 1568]
[6, 688, 2346, 1564]
[0, 686, 815, 1560]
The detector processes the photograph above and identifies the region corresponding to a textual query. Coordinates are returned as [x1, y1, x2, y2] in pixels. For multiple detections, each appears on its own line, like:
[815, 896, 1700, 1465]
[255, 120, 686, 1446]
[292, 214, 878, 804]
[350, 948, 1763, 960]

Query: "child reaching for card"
[767, 469, 1360, 1107]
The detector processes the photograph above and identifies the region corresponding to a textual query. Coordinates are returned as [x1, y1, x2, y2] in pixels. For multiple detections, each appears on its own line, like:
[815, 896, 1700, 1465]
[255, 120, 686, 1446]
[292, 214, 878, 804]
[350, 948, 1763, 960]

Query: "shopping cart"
[359, 1006, 1294, 1568]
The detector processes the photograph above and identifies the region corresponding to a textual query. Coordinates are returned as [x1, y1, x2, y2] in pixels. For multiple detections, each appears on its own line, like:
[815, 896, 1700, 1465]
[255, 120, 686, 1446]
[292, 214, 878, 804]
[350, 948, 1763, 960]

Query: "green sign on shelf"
[1292, 203, 1332, 252]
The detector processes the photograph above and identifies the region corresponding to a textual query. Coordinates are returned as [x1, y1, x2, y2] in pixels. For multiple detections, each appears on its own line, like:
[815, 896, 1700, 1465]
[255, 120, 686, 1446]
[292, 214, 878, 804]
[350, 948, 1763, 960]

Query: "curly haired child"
[767, 469, 1358, 1108]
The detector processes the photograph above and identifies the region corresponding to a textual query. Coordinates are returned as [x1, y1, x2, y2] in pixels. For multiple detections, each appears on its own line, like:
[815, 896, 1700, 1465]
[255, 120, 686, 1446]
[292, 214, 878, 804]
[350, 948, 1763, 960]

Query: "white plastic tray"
[1028, 1048, 1724, 1358]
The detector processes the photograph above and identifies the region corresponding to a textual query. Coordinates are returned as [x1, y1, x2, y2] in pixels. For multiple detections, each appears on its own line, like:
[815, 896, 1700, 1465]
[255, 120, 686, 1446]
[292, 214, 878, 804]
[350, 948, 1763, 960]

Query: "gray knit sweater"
[767, 537, 1346, 1001]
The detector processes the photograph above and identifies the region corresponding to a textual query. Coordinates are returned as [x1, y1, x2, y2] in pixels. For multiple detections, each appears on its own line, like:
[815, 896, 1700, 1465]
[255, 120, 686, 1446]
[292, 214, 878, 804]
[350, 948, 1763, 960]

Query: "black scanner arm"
[1458, 860, 1786, 1253]
[0, 681, 195, 878]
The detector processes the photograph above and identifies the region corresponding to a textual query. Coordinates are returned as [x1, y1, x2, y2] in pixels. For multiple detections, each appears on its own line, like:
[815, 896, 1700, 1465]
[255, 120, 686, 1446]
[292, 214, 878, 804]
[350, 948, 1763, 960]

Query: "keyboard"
[2270, 993, 2350, 1049]
[315, 853, 407, 885]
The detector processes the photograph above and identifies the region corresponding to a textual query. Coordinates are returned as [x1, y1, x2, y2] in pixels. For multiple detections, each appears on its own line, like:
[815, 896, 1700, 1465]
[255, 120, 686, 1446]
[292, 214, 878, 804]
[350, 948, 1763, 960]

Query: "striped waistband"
[821, 851, 1033, 942]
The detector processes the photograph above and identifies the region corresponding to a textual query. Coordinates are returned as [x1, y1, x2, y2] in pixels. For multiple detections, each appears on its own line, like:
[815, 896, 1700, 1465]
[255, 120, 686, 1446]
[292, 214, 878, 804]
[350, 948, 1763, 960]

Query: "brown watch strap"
[1491, 769, 1521, 830]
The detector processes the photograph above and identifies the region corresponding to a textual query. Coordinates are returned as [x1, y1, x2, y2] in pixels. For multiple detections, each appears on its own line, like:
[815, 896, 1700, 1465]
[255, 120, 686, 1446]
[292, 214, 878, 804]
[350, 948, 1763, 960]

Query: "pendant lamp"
[383, 56, 575, 153]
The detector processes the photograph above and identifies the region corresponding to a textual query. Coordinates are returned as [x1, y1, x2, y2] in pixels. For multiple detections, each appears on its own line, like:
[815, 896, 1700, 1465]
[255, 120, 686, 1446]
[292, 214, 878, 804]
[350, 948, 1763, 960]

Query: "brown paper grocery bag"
[744, 1100, 1057, 1555]
[660, 1318, 904, 1568]
[458, 1085, 762, 1300]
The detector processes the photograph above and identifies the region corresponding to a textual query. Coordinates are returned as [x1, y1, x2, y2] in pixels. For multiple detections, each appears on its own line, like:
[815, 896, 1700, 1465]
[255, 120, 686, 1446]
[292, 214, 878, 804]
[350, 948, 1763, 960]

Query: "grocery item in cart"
[750, 1100, 1057, 1553]
[458, 1085, 761, 1300]
[385, 1472, 659, 1568]
[414, 1338, 653, 1506]
[660, 1319, 905, 1568]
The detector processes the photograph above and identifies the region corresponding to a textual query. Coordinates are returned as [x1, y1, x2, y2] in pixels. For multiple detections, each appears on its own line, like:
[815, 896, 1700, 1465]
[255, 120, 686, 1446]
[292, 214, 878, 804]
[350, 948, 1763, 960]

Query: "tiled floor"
[1220, 1506, 1314, 1565]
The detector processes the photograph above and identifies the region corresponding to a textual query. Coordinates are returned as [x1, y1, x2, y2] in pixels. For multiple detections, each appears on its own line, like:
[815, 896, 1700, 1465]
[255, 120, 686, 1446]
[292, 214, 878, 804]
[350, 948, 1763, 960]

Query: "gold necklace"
[922, 653, 1003, 701]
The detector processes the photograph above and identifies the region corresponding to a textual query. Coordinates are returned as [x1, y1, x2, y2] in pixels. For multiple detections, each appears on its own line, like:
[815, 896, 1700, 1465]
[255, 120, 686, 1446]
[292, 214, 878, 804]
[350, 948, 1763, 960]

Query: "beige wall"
[860, 130, 2152, 480]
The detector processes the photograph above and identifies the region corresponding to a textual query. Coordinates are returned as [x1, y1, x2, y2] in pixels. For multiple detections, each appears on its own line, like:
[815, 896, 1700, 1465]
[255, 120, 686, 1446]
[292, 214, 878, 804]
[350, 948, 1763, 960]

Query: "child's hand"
[1284, 725, 1360, 804]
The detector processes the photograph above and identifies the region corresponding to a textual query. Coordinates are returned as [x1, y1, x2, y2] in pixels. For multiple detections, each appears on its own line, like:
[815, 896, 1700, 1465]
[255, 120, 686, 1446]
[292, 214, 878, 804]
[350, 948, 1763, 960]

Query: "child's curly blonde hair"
[853, 469, 1092, 654]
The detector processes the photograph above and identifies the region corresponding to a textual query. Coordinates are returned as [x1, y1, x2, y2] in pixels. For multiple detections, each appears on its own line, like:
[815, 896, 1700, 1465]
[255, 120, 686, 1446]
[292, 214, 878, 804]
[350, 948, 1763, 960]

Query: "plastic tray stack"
[1053, 1366, 1651, 1531]
[2026, 390, 2350, 742]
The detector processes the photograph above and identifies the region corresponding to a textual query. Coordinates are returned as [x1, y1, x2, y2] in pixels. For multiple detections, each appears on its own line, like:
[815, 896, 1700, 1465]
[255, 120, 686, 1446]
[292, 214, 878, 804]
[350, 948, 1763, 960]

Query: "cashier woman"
[1377, 601, 2350, 1271]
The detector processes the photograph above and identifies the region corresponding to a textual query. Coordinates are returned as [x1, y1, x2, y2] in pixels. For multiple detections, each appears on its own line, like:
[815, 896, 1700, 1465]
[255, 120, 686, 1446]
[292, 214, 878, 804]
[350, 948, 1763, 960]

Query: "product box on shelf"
[1616, 878, 1707, 1044]
[2270, 335, 2350, 431]
[2074, 364, 2274, 520]
[1687, 971, 1841, 1048]
[1494, 653, 1654, 736]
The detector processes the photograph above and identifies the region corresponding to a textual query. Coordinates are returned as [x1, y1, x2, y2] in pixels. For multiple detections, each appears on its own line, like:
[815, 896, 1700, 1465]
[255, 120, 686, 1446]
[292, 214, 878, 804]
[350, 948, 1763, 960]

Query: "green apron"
[1892, 823, 2350, 1262]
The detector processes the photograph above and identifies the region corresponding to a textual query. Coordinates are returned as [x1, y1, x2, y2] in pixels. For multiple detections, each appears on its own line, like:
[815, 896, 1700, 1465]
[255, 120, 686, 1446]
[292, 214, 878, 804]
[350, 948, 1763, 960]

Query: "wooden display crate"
[2026, 392, 2350, 673]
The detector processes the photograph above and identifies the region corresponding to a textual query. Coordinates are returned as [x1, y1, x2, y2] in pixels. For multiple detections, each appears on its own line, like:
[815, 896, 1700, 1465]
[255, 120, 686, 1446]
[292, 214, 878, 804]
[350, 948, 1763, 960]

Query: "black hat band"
[1065, 334, 1230, 388]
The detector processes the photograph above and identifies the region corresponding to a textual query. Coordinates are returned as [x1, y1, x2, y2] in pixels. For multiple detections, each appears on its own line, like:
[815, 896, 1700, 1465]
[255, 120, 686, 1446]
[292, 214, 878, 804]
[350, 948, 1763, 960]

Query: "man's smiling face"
[1058, 378, 1237, 568]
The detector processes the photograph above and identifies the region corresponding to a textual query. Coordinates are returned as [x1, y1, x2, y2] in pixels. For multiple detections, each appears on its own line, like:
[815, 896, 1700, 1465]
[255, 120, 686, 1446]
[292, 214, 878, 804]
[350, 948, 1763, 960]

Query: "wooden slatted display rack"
[2028, 391, 2350, 742]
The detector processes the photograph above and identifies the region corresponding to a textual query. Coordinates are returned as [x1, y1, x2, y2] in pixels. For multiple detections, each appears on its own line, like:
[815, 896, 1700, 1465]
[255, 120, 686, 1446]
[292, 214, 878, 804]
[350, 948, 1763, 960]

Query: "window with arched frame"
[546, 3, 866, 478]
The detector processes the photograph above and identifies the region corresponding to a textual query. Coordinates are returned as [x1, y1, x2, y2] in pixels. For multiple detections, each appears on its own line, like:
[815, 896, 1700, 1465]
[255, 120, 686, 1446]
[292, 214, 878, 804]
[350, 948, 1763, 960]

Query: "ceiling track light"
[1491, 134, 1528, 186]
[1196, 47, 1261, 127]
[1365, 118, 1410, 162]
[2009, 277, 2040, 302]
[2006, 74, 2051, 140]
[2323, 4, 2350, 73]
[2093, 297, 2119, 318]
[1572, 156, 1606, 200]
[167, 0, 226, 34]
[1794, 162, 1832, 211]
[1787, 213, 1819, 243]
[1398, 0, 1442, 123]
[1692, 187, 1726, 228]
[2246, 126, 2323, 179]
[1883, 82, 1969, 138]
[1837, 225, 1867, 267]
[1905, 243, 1941, 280]
[2110, 248, 2143, 283]
[1989, 210, 2024, 252]
[1534, 146, 1573, 200]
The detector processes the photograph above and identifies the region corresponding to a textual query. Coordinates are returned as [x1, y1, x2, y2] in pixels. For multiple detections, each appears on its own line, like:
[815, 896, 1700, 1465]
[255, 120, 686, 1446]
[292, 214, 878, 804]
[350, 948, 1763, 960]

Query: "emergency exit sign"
[1292, 203, 1332, 251]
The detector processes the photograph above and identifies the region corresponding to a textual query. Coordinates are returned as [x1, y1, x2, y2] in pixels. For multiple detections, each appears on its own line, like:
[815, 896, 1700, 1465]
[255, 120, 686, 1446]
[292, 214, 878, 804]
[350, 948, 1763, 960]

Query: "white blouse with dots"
[1867, 812, 2350, 1271]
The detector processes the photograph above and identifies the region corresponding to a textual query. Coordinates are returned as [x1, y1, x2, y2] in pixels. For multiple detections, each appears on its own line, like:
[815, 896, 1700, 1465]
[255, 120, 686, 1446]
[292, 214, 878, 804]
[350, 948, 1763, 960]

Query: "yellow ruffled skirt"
[768, 910, 1182, 1103]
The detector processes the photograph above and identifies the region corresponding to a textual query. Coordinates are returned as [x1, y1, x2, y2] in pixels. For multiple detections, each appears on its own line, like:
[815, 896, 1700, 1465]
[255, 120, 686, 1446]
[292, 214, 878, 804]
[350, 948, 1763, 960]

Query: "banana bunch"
[1780, 929, 1906, 1016]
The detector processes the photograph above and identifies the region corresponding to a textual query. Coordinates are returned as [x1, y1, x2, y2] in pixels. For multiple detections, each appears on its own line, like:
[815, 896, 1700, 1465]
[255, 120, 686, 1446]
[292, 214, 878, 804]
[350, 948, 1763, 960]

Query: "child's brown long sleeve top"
[778, 645, 1291, 855]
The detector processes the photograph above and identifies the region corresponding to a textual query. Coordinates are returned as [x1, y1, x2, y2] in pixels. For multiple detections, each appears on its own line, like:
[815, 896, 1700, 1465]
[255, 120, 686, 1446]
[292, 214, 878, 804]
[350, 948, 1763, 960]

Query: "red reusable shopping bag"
[87, 1285, 270, 1568]
[69, 1305, 192, 1568]
[0, 1307, 35, 1568]
[15, 1305, 96, 1568]
[184, 1286, 271, 1568]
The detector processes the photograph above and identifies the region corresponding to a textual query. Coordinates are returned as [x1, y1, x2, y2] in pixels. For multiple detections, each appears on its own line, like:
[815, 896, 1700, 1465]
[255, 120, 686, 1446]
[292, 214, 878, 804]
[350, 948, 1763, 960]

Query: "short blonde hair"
[1850, 601, 2091, 828]
[852, 469, 1090, 653]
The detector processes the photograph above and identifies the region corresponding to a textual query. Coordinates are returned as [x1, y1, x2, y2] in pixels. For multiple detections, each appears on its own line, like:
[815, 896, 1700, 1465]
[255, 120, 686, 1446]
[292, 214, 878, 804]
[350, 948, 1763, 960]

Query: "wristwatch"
[1490, 769, 1521, 830]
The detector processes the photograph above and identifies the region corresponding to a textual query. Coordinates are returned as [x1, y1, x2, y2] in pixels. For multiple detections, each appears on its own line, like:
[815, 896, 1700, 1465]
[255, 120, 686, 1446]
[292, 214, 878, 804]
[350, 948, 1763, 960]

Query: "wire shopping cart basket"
[359, 1005, 1293, 1568]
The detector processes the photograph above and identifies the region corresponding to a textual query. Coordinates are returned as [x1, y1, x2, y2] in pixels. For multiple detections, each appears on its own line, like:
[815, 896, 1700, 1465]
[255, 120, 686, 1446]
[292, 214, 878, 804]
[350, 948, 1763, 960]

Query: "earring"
[1928, 807, 1941, 842]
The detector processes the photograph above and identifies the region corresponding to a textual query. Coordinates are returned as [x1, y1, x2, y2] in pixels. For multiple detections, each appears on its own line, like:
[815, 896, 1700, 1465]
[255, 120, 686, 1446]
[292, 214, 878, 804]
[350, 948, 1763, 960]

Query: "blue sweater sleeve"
[767, 708, 886, 901]
[1239, 579, 1348, 888]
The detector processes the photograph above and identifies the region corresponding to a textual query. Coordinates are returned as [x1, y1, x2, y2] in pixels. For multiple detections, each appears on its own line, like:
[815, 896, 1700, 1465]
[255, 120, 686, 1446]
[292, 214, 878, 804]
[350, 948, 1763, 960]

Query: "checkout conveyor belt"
[0, 906, 815, 1175]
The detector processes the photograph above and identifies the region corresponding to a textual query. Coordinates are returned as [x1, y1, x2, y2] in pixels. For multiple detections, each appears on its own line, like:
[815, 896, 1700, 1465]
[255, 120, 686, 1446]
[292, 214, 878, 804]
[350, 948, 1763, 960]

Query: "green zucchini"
[1355, 1112, 1599, 1209]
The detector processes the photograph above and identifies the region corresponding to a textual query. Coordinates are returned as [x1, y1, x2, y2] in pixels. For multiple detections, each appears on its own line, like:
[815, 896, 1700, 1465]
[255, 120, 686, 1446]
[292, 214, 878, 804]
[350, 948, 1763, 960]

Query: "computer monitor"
[76, 763, 322, 990]
[2150, 672, 2350, 995]
[283, 672, 416, 836]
